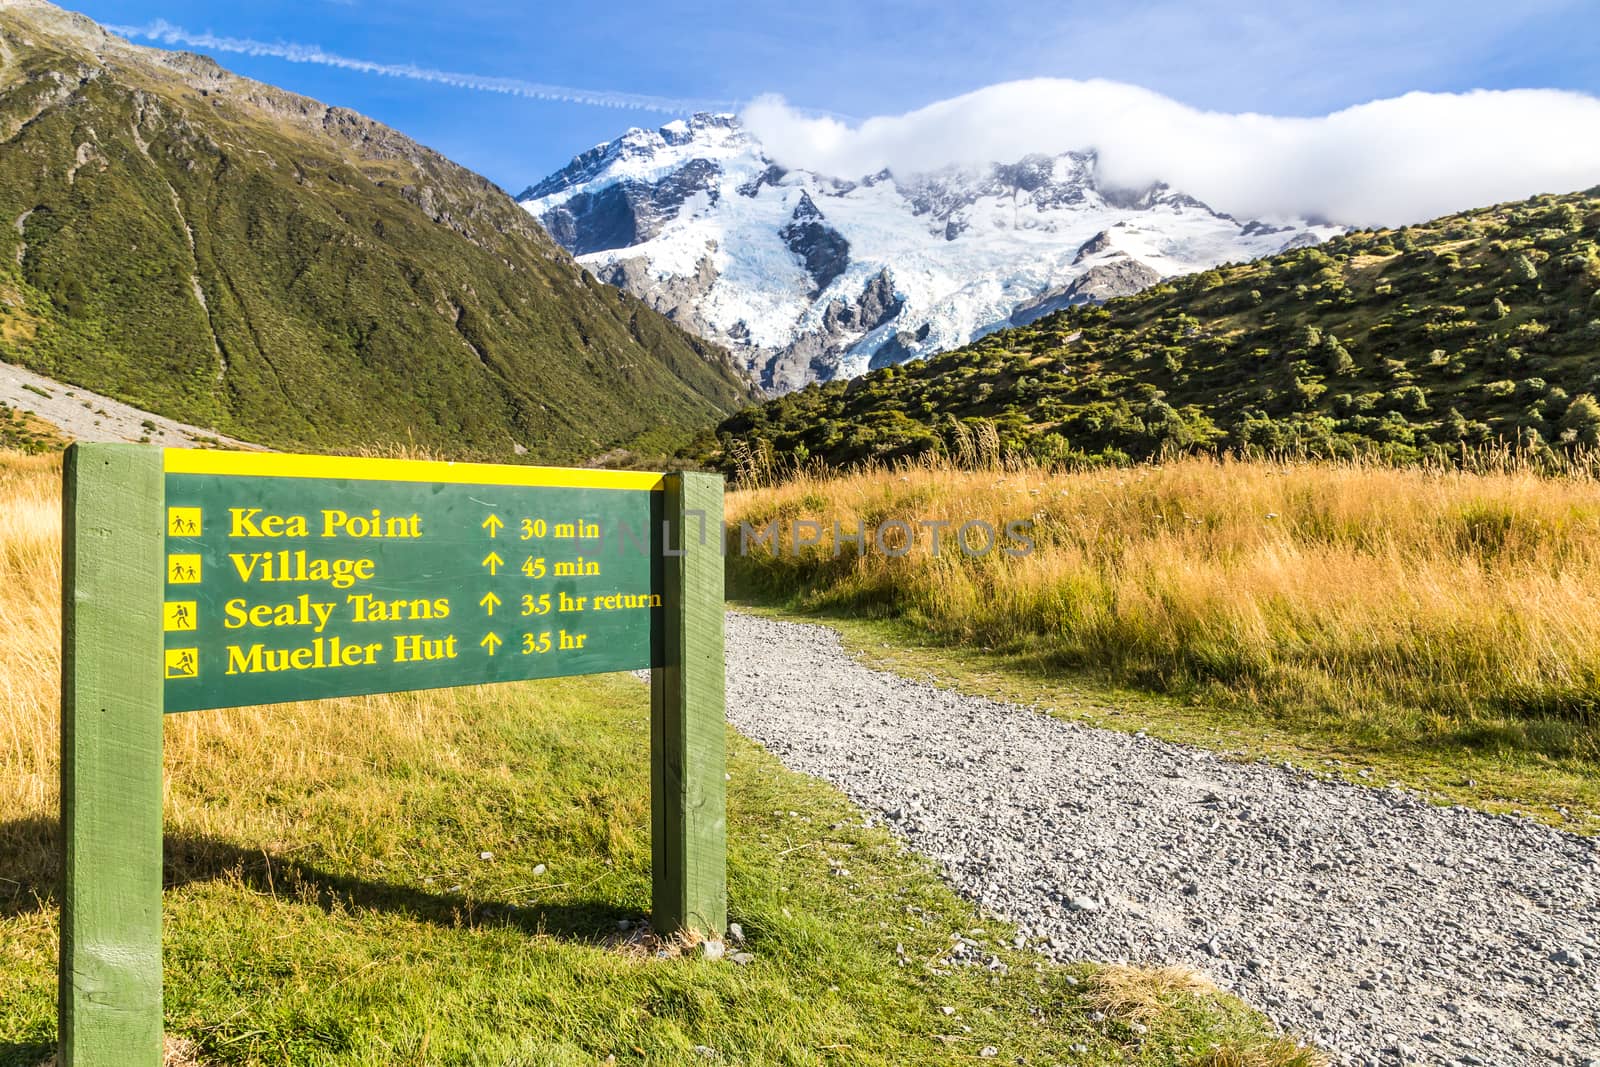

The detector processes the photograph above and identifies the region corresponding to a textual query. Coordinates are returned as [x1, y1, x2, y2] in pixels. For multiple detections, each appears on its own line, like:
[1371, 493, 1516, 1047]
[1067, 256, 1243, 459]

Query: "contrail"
[107, 19, 737, 115]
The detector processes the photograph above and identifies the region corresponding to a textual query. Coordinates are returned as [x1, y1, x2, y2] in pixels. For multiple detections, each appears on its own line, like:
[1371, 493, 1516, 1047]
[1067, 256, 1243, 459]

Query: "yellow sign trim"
[163, 449, 665, 491]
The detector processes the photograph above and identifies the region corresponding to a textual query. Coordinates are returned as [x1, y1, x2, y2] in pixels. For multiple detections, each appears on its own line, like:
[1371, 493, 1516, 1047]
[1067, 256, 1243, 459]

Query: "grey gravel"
[724, 613, 1600, 1066]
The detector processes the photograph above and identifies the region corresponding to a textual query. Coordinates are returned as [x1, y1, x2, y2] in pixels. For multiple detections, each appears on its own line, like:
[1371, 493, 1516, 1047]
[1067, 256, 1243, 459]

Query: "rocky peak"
[517, 111, 1341, 391]
[790, 191, 823, 222]
[780, 192, 850, 293]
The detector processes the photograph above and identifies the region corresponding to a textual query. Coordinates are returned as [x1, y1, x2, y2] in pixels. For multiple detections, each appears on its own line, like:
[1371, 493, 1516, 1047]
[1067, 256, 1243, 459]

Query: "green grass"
[0, 674, 1314, 1067]
[734, 603, 1600, 837]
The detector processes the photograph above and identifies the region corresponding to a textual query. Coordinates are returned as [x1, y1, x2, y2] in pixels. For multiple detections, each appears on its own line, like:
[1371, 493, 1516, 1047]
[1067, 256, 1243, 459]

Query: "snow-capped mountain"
[519, 113, 1343, 392]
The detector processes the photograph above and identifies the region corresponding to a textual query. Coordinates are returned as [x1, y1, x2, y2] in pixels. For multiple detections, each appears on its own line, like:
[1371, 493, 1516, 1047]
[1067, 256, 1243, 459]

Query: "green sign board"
[160, 450, 668, 711]
[59, 445, 726, 1067]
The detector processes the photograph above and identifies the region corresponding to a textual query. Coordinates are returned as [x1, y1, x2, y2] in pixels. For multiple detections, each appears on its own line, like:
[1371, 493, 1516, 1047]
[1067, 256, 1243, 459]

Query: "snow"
[518, 115, 1342, 383]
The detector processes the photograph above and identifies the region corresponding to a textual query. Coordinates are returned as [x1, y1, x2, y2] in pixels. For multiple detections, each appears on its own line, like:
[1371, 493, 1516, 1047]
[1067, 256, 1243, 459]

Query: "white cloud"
[109, 20, 733, 115]
[742, 79, 1600, 227]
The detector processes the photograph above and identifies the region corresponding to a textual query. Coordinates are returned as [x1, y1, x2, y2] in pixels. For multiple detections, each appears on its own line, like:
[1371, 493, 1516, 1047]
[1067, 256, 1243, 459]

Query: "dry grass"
[1088, 964, 1221, 1024]
[1088, 965, 1326, 1067]
[0, 452, 61, 823]
[728, 454, 1600, 772]
[1192, 1041, 1327, 1067]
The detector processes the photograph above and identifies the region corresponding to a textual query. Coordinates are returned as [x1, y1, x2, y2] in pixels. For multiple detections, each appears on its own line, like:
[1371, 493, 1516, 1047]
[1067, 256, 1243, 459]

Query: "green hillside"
[0, 2, 756, 461]
[705, 187, 1600, 471]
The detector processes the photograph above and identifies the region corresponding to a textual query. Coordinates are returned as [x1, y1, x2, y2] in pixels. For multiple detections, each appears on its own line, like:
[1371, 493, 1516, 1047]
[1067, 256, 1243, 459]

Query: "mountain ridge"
[519, 112, 1344, 392]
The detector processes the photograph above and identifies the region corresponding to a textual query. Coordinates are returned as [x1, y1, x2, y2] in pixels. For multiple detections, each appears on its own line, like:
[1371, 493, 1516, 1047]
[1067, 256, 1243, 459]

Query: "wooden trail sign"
[59, 444, 727, 1067]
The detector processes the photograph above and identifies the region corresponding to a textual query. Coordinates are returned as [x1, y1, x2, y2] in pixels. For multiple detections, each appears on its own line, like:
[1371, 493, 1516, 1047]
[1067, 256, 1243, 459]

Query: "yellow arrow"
[482, 514, 504, 537]
[481, 550, 504, 575]
[481, 631, 502, 655]
[479, 591, 501, 616]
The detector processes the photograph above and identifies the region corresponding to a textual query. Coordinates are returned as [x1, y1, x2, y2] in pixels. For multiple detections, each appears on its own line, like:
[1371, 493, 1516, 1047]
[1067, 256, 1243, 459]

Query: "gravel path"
[724, 613, 1600, 1067]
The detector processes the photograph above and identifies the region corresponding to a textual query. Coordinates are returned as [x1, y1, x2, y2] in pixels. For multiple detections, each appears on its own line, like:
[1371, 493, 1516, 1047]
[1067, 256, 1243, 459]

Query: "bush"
[1561, 393, 1600, 448]
[1324, 336, 1356, 375]
[1389, 385, 1429, 415]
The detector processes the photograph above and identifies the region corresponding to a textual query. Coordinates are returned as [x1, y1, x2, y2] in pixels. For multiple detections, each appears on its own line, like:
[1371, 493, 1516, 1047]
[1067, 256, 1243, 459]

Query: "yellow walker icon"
[164, 648, 198, 679]
[167, 507, 202, 536]
[163, 601, 196, 631]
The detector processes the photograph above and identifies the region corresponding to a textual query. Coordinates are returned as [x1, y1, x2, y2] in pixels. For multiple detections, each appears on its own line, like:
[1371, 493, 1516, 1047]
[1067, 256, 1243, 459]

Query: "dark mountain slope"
[0, 1, 755, 459]
[704, 187, 1600, 470]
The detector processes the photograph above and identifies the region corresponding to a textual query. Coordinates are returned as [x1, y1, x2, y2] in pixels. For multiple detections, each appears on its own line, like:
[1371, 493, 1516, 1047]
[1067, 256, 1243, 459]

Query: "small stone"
[691, 1045, 719, 1060]
[978, 1046, 998, 1058]
[939, 1006, 956, 1016]
[1066, 896, 1100, 912]
[532, 863, 547, 876]
[1551, 947, 1585, 966]
[728, 922, 745, 943]
[478, 851, 494, 861]
[701, 939, 726, 961]
[730, 951, 755, 966]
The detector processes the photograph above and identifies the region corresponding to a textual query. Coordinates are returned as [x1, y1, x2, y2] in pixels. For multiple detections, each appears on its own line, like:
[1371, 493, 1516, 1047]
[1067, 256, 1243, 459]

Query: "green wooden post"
[59, 443, 165, 1066]
[650, 471, 727, 937]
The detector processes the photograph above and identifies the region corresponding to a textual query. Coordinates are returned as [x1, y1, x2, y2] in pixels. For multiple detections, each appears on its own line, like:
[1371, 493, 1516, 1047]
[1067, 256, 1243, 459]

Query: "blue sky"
[80, 0, 1600, 194]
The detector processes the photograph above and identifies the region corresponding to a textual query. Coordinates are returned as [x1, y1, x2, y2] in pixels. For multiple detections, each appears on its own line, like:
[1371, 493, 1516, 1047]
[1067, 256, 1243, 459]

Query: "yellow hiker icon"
[167, 554, 202, 584]
[163, 601, 197, 632]
[164, 648, 199, 679]
[167, 507, 202, 536]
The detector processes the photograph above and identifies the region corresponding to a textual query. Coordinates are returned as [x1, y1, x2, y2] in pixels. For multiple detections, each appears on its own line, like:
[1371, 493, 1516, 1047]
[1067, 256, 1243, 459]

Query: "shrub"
[1389, 385, 1429, 415]
[1324, 336, 1356, 375]
[1561, 393, 1600, 448]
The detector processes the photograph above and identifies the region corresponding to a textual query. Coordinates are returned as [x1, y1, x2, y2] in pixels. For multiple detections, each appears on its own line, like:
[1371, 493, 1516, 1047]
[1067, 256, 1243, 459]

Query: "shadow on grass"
[0, 816, 637, 941]
[0, 1040, 52, 1067]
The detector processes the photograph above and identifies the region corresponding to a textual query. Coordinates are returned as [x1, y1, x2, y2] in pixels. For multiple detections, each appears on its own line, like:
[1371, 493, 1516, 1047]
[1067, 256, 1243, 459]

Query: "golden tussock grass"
[1089, 963, 1220, 1024]
[1087, 965, 1325, 1066]
[728, 454, 1600, 766]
